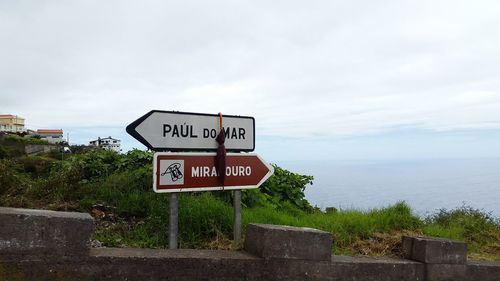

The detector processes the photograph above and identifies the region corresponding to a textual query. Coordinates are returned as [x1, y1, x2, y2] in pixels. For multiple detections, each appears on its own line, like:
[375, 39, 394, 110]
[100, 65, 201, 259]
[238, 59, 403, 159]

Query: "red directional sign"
[153, 152, 274, 193]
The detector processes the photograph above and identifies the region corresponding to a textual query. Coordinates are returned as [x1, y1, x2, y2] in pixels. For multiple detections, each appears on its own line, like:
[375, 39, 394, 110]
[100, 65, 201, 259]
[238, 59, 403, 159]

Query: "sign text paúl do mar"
[126, 110, 255, 151]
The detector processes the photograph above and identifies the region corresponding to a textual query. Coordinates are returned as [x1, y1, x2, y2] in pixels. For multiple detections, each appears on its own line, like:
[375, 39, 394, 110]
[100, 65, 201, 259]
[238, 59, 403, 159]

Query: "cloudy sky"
[1, 0, 500, 162]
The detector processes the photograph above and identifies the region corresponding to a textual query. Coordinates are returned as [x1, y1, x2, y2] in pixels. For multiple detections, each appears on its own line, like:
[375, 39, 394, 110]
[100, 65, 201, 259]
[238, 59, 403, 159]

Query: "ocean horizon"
[278, 157, 500, 218]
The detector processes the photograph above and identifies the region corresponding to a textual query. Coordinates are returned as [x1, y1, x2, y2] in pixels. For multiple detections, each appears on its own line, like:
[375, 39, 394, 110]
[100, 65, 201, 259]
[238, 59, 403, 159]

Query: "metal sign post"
[169, 193, 179, 249]
[233, 190, 242, 245]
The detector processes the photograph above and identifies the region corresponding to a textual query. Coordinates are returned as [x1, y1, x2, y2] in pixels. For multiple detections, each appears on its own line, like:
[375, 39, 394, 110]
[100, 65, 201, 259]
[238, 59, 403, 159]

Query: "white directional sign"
[126, 110, 255, 151]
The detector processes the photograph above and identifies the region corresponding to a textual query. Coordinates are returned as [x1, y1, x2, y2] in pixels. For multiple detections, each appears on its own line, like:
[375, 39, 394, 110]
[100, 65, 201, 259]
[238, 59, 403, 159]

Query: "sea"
[278, 158, 500, 218]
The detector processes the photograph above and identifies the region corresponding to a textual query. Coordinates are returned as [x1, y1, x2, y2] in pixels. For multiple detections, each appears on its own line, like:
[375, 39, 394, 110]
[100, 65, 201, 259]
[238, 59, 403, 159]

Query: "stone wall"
[0, 207, 499, 281]
[24, 144, 59, 155]
[0, 138, 58, 155]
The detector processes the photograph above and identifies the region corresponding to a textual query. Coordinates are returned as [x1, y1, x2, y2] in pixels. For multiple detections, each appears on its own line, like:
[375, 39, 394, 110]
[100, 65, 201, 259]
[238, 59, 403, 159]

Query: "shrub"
[84, 168, 154, 217]
[115, 149, 153, 171]
[17, 156, 55, 177]
[0, 145, 24, 159]
[257, 164, 314, 211]
[0, 159, 33, 207]
[424, 205, 500, 248]
[0, 145, 7, 159]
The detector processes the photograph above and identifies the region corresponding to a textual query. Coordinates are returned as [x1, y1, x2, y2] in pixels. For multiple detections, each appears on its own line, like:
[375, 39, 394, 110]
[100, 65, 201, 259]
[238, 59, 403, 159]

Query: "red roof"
[0, 114, 16, 118]
[36, 129, 63, 134]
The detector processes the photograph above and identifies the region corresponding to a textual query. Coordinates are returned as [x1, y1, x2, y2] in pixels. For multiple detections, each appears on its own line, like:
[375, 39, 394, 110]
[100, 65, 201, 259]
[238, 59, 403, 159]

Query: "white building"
[35, 129, 64, 144]
[89, 136, 121, 152]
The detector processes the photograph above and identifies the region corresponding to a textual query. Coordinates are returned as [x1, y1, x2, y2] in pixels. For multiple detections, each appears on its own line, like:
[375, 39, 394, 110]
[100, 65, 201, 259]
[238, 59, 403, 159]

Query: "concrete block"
[244, 223, 332, 261]
[401, 236, 413, 259]
[402, 236, 467, 264]
[0, 207, 94, 256]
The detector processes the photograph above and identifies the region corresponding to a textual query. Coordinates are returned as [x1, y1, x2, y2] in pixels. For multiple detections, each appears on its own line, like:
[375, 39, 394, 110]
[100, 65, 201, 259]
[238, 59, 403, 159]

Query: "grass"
[242, 201, 423, 255]
[86, 188, 499, 260]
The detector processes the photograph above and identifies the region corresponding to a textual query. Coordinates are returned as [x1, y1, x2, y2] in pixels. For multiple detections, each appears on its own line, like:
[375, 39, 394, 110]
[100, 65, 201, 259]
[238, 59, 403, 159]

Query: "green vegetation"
[5, 135, 50, 144]
[0, 144, 24, 159]
[0, 145, 498, 260]
[423, 206, 500, 260]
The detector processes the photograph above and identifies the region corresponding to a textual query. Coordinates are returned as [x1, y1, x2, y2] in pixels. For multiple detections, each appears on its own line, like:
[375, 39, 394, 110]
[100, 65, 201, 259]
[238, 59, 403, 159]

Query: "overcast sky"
[1, 0, 500, 162]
